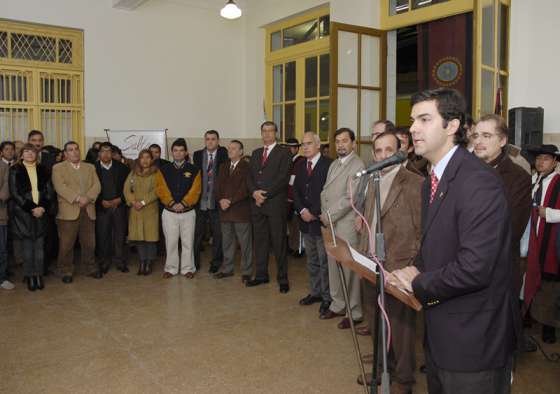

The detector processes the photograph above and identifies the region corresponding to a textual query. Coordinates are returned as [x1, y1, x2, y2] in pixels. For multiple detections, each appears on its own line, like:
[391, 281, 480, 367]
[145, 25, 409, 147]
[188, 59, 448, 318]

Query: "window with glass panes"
[0, 20, 84, 148]
[266, 7, 330, 143]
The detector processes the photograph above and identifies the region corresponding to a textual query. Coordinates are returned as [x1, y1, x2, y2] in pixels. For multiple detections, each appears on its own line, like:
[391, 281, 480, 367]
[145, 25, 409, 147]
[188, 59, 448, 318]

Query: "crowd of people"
[0, 87, 558, 393]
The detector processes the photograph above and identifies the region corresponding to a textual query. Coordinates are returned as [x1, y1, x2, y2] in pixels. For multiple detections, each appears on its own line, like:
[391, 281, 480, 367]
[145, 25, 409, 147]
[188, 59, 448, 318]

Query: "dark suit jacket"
[293, 155, 332, 236]
[193, 146, 228, 175]
[492, 151, 532, 294]
[411, 146, 518, 372]
[214, 159, 251, 223]
[358, 165, 423, 271]
[94, 160, 130, 211]
[247, 144, 292, 215]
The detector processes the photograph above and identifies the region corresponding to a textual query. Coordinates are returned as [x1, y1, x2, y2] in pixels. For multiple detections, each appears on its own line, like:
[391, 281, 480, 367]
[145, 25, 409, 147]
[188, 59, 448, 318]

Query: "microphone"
[354, 151, 407, 178]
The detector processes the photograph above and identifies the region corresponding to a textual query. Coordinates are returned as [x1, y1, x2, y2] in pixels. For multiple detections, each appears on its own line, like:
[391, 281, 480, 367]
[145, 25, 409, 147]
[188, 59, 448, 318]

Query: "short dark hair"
[64, 141, 79, 152]
[0, 141, 15, 151]
[374, 131, 402, 151]
[477, 114, 509, 139]
[394, 127, 413, 147]
[171, 138, 188, 151]
[334, 127, 355, 142]
[205, 130, 220, 139]
[28, 130, 44, 141]
[230, 139, 244, 150]
[373, 120, 395, 132]
[411, 88, 467, 146]
[99, 142, 113, 151]
[111, 145, 122, 155]
[260, 121, 278, 132]
[149, 144, 161, 152]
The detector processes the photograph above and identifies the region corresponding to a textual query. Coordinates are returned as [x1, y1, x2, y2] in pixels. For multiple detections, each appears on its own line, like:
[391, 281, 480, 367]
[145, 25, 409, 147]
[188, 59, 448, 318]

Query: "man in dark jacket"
[390, 89, 518, 394]
[193, 130, 228, 272]
[95, 142, 131, 274]
[246, 121, 292, 293]
[293, 132, 332, 313]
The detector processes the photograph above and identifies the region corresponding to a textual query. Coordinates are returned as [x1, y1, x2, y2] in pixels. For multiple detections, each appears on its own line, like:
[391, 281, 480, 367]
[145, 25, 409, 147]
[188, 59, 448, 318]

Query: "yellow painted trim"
[381, 0, 474, 30]
[0, 19, 84, 148]
[264, 6, 330, 143]
[264, 5, 329, 38]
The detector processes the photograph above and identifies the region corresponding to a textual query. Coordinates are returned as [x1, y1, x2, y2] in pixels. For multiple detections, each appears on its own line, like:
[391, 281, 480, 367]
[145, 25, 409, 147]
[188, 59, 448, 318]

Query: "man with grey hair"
[293, 132, 333, 314]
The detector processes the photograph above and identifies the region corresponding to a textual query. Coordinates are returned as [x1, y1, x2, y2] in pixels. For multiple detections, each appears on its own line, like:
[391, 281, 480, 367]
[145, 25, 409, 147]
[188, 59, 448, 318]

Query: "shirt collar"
[207, 150, 216, 159]
[432, 145, 459, 181]
[307, 152, 321, 168]
[100, 160, 112, 170]
[231, 159, 240, 169]
[264, 142, 276, 152]
[1, 158, 12, 165]
[174, 160, 186, 168]
[339, 151, 354, 165]
[70, 161, 81, 170]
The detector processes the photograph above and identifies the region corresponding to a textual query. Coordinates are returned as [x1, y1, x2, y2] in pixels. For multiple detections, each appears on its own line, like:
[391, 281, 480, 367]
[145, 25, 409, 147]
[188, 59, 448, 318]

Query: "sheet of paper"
[347, 244, 378, 273]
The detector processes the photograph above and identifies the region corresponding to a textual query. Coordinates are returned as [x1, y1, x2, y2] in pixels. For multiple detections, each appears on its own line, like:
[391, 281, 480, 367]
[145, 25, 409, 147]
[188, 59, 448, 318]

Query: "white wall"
[509, 0, 559, 134]
[3, 0, 245, 140]
[331, 0, 380, 29]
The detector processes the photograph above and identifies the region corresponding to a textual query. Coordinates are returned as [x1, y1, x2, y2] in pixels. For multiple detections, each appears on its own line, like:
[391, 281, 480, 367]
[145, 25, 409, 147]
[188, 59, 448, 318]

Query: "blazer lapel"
[421, 147, 464, 238]
[381, 167, 404, 218]
[324, 159, 342, 189]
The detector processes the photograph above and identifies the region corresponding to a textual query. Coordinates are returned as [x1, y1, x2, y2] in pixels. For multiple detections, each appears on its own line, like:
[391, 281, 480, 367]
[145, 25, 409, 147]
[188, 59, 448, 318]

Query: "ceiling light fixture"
[220, 0, 242, 20]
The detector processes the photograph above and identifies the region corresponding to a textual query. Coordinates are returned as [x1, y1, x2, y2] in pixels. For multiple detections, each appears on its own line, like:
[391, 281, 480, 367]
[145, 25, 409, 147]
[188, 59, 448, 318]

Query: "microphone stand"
[370, 170, 390, 394]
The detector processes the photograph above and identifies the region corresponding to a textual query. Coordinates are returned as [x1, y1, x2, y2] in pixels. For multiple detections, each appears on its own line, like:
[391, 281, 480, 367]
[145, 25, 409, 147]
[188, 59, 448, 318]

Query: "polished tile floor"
[1, 253, 559, 393]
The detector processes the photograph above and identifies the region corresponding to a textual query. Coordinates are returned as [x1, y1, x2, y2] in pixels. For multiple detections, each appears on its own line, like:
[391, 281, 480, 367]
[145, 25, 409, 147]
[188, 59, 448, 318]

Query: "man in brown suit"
[52, 141, 101, 283]
[473, 115, 534, 350]
[356, 132, 423, 393]
[472, 115, 531, 295]
[213, 140, 253, 282]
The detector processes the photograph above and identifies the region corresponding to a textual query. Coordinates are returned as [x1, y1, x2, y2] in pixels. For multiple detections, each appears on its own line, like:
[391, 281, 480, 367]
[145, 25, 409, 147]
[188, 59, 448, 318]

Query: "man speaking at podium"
[388, 89, 518, 394]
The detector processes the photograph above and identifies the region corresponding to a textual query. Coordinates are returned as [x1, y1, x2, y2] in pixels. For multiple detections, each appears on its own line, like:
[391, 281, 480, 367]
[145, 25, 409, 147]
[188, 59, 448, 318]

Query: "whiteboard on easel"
[105, 129, 168, 160]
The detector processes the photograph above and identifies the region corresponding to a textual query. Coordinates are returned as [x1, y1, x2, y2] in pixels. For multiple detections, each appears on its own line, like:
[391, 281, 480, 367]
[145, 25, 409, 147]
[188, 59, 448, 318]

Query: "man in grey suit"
[320, 128, 365, 328]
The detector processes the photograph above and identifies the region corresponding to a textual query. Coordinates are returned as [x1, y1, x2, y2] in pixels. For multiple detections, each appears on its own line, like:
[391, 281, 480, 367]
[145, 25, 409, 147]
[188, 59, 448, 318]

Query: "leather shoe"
[208, 266, 219, 274]
[279, 284, 290, 293]
[101, 264, 110, 274]
[319, 309, 345, 320]
[36, 276, 44, 290]
[119, 266, 129, 273]
[356, 325, 371, 336]
[299, 294, 322, 305]
[26, 277, 37, 292]
[319, 301, 331, 314]
[62, 276, 73, 284]
[214, 272, 234, 279]
[338, 317, 362, 329]
[246, 278, 269, 287]
[241, 275, 251, 284]
[357, 373, 372, 386]
[162, 272, 174, 279]
[184, 272, 195, 279]
[542, 325, 557, 344]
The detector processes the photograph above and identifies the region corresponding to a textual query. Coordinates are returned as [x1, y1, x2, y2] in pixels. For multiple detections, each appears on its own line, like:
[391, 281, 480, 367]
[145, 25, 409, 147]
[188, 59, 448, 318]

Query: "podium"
[321, 225, 421, 394]
[321, 227, 422, 311]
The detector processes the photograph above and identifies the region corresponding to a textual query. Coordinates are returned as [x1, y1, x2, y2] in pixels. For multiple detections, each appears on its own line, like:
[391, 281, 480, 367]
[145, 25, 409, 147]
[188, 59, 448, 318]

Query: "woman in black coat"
[9, 143, 55, 291]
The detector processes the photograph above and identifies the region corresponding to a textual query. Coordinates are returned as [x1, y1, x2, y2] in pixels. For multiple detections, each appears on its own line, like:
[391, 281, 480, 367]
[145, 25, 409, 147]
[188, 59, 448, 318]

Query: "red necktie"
[307, 161, 313, 177]
[261, 147, 268, 166]
[430, 170, 439, 204]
